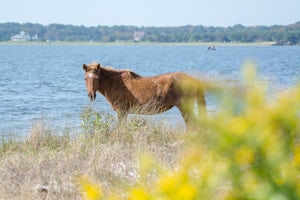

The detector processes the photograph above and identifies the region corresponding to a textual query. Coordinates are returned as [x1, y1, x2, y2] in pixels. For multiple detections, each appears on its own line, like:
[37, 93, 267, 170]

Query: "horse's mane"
[125, 70, 142, 78]
[100, 65, 142, 79]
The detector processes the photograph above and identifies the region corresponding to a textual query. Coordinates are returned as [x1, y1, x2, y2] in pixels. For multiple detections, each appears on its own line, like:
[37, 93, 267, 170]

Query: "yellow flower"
[79, 176, 102, 200]
[176, 183, 197, 200]
[294, 145, 300, 167]
[139, 153, 156, 177]
[241, 172, 258, 193]
[128, 187, 151, 200]
[234, 147, 255, 166]
[158, 172, 197, 200]
[158, 173, 178, 194]
[228, 117, 249, 135]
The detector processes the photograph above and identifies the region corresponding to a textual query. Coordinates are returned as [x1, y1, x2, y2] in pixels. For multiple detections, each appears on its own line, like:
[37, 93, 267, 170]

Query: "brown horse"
[82, 62, 206, 128]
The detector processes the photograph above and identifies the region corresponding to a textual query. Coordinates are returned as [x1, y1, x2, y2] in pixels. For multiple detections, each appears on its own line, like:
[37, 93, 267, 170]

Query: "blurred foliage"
[79, 64, 300, 199]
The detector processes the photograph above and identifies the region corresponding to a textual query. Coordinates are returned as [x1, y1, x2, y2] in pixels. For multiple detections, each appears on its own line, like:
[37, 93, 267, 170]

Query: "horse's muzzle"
[88, 93, 96, 101]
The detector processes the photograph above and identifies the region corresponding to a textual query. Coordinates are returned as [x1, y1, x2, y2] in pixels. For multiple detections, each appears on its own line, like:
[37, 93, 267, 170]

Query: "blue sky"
[1, 0, 299, 27]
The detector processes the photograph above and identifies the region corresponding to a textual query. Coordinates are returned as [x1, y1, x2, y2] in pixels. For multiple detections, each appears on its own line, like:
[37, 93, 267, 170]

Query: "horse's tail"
[194, 79, 207, 120]
[177, 75, 208, 124]
[194, 78, 226, 120]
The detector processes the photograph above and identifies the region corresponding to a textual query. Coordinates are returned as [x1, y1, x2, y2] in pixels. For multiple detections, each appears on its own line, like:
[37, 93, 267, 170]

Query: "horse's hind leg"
[197, 95, 207, 120]
[177, 101, 195, 131]
[177, 95, 206, 131]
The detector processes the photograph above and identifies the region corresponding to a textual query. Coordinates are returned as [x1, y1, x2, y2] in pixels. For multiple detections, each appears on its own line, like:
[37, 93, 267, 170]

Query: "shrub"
[81, 106, 115, 137]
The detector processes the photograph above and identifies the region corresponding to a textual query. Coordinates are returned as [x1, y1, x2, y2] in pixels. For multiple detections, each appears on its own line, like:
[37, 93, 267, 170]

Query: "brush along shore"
[0, 112, 187, 199]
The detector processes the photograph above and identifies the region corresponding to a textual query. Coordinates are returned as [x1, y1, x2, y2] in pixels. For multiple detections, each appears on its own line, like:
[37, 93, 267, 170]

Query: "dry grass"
[0, 112, 185, 199]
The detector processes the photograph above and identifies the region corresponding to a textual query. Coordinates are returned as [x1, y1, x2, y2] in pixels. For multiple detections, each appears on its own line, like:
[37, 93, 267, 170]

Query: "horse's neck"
[98, 68, 122, 93]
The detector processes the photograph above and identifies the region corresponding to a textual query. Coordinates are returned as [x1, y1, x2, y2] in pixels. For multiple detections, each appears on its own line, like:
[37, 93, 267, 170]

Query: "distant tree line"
[1, 22, 300, 45]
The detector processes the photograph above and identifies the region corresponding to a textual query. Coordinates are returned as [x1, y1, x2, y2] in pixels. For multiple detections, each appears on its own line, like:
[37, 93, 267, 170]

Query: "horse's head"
[82, 63, 101, 101]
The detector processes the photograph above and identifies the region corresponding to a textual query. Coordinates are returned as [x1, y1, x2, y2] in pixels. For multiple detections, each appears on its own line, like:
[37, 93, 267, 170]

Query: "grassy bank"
[1, 65, 300, 199]
[0, 113, 184, 199]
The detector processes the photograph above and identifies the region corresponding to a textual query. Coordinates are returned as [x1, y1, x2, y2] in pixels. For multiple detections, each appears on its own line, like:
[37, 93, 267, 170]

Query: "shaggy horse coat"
[83, 63, 206, 128]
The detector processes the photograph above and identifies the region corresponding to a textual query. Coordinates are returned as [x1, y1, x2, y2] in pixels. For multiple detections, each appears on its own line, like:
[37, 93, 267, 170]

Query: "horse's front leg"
[117, 110, 128, 127]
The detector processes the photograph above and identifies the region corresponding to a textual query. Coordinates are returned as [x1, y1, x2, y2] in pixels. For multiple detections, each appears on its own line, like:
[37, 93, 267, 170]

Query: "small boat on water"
[208, 45, 216, 51]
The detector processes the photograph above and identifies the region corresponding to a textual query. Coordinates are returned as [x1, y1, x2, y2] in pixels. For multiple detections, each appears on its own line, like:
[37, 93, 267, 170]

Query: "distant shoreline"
[2, 22, 299, 45]
[0, 41, 279, 46]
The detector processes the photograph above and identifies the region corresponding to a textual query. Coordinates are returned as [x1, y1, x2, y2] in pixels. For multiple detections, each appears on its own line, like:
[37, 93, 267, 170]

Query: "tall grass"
[0, 106, 183, 199]
[1, 64, 299, 199]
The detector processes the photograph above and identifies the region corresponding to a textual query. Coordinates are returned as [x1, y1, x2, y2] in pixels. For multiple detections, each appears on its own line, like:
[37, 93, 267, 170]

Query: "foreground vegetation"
[1, 65, 300, 199]
[1, 22, 300, 45]
[0, 110, 183, 199]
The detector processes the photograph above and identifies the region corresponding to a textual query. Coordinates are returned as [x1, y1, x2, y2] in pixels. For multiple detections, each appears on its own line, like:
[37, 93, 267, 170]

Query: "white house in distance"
[10, 31, 38, 42]
[133, 31, 145, 42]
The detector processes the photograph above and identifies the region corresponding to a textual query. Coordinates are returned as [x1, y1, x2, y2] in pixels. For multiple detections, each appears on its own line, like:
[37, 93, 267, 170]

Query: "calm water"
[0, 44, 299, 136]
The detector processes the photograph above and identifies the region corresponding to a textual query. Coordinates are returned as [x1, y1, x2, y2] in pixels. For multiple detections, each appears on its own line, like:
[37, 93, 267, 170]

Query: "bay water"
[0, 44, 299, 136]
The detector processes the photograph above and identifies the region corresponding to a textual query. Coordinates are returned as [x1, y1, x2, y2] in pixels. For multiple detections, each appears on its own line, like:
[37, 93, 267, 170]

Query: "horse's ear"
[82, 64, 88, 72]
[96, 63, 101, 71]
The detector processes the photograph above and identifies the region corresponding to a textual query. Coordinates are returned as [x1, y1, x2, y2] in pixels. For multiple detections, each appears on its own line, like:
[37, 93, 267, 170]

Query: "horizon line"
[1, 21, 300, 28]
